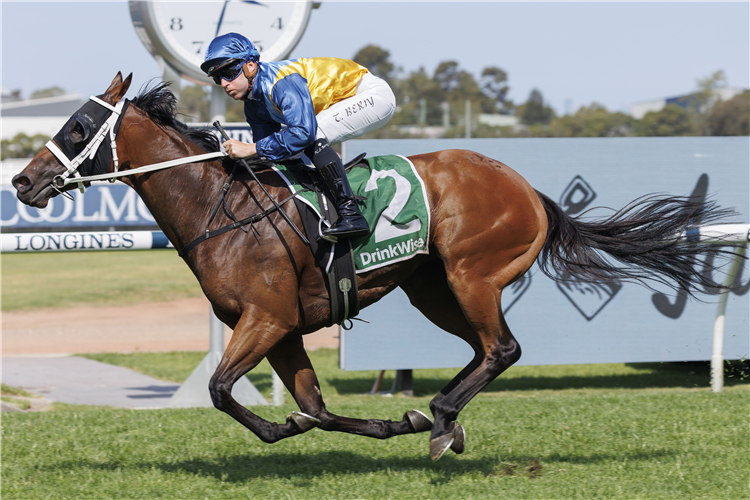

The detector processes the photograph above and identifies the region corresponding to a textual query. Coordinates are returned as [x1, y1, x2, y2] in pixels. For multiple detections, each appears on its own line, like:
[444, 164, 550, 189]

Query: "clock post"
[209, 86, 226, 124]
[155, 56, 183, 100]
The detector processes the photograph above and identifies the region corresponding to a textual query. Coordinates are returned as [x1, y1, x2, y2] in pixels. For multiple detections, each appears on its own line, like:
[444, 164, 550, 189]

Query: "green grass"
[1, 396, 32, 410]
[2, 383, 35, 398]
[1, 384, 35, 410]
[1, 250, 202, 311]
[2, 383, 747, 499]
[2, 350, 742, 499]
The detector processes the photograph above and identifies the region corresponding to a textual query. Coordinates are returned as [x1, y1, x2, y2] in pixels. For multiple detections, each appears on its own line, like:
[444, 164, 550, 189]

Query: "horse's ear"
[104, 72, 132, 103]
[117, 73, 133, 101]
[105, 72, 124, 95]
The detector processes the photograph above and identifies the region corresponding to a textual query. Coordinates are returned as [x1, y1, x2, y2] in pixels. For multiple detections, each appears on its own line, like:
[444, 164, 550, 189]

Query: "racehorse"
[12, 73, 738, 461]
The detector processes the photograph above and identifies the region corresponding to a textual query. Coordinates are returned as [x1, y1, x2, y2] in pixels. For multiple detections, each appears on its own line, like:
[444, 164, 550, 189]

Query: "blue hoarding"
[1, 184, 157, 230]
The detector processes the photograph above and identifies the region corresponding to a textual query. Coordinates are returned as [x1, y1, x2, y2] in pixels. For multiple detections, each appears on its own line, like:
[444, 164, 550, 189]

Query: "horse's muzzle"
[12, 172, 54, 208]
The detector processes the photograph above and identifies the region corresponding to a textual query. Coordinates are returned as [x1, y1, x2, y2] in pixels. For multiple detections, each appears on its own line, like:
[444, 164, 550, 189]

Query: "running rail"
[679, 224, 750, 393]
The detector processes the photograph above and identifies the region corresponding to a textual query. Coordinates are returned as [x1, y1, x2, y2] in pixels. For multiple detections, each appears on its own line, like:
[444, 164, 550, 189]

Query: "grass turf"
[3, 350, 749, 499]
[1, 250, 202, 311]
[2, 385, 747, 499]
[3, 250, 748, 497]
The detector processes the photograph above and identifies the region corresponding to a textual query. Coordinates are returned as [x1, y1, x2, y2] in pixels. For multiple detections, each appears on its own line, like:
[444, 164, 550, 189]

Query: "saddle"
[180, 152, 429, 328]
[280, 153, 368, 327]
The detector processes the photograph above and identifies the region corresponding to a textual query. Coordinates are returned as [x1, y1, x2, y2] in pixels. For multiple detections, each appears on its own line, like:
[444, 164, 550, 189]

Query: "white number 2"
[364, 169, 422, 243]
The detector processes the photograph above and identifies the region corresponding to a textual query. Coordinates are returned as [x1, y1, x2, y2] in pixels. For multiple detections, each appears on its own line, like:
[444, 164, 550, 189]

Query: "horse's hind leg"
[428, 294, 520, 459]
[266, 336, 433, 439]
[400, 259, 522, 460]
[208, 315, 315, 443]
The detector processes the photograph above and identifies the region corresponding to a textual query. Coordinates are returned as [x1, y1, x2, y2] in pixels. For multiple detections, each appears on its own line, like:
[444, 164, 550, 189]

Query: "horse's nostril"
[12, 173, 32, 190]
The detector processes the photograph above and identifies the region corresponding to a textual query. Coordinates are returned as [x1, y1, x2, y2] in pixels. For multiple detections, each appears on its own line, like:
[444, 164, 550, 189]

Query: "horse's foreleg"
[208, 317, 313, 443]
[266, 336, 432, 439]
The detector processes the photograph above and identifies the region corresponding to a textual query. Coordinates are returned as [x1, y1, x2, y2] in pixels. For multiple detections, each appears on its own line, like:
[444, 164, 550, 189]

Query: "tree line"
[192, 45, 748, 139]
[2, 49, 748, 159]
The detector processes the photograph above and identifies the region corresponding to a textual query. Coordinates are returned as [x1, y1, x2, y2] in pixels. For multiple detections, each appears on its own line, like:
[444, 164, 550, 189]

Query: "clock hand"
[215, 1, 229, 37]
[215, 0, 270, 38]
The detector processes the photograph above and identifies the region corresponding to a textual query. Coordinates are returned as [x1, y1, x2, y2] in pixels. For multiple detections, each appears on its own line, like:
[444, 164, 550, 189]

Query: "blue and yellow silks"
[244, 58, 368, 161]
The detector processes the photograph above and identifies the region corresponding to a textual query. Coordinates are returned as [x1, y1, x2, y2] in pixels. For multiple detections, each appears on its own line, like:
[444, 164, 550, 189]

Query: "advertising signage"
[1, 184, 157, 230]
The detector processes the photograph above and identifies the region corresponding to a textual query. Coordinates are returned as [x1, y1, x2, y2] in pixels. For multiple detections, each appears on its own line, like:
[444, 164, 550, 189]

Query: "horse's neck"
[120, 120, 226, 250]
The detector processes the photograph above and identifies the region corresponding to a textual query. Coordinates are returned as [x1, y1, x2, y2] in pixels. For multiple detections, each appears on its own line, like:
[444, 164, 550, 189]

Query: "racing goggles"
[211, 59, 246, 85]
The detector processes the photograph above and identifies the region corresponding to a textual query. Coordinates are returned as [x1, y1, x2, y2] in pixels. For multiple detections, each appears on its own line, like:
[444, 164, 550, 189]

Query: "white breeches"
[315, 72, 396, 145]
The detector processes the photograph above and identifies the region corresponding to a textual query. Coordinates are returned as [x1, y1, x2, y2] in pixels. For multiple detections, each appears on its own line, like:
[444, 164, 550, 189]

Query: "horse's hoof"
[429, 422, 465, 460]
[430, 432, 455, 461]
[287, 411, 321, 432]
[449, 422, 465, 454]
[405, 409, 433, 433]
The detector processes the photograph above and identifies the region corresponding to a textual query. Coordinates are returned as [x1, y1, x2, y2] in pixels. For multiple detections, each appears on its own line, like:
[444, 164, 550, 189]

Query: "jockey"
[201, 32, 396, 240]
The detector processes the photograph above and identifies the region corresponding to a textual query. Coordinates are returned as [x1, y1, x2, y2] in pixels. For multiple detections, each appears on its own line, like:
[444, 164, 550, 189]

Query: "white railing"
[682, 224, 749, 392]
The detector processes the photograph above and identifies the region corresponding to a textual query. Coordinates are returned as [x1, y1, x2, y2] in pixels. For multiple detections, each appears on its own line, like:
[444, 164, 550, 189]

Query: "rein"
[178, 190, 305, 257]
[59, 151, 226, 185]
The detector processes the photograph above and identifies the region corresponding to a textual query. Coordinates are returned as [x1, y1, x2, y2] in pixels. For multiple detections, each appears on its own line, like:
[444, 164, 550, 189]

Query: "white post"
[209, 309, 224, 354]
[159, 57, 182, 100]
[272, 371, 285, 406]
[711, 245, 746, 392]
[465, 99, 471, 138]
[340, 141, 348, 163]
[210, 85, 226, 124]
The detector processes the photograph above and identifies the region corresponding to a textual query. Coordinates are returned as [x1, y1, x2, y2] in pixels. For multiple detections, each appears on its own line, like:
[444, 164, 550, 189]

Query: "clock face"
[130, 1, 313, 84]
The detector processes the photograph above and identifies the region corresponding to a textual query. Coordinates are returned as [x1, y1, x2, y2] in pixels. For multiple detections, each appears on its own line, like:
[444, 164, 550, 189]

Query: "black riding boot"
[306, 138, 369, 240]
[318, 158, 370, 239]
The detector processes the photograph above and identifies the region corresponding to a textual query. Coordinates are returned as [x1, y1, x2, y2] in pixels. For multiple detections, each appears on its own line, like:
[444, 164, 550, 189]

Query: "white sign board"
[340, 137, 749, 370]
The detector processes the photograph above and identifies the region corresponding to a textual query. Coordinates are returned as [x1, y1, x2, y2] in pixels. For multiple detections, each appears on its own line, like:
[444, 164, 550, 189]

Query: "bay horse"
[12, 73, 738, 460]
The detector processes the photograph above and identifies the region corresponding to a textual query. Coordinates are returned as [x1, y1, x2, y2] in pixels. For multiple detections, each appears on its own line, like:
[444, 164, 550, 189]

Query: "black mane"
[131, 80, 222, 154]
[130, 80, 275, 171]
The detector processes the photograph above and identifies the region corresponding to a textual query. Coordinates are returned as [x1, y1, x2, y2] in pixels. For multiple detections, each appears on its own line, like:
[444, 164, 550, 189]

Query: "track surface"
[2, 296, 339, 356]
[2, 298, 339, 411]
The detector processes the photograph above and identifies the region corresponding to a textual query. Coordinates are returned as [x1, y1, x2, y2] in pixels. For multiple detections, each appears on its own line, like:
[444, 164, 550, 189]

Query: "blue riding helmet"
[201, 32, 260, 79]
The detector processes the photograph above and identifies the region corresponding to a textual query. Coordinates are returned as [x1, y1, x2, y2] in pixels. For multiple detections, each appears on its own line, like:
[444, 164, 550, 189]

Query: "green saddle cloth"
[272, 154, 430, 273]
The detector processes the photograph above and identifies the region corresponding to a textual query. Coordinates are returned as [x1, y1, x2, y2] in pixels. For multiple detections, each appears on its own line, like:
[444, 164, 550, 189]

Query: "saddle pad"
[272, 155, 430, 273]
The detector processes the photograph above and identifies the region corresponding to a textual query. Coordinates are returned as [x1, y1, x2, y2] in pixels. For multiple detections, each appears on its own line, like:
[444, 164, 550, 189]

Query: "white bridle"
[45, 95, 225, 198]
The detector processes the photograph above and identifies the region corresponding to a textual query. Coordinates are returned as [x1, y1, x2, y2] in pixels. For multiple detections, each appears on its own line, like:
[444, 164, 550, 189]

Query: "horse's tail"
[534, 190, 740, 296]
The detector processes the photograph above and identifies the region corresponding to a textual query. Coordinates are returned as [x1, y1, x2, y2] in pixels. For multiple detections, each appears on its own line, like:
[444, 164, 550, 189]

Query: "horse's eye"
[67, 120, 89, 144]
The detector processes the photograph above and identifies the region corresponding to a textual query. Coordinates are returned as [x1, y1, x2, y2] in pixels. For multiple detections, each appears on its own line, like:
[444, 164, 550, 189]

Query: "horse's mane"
[130, 80, 274, 171]
[131, 80, 222, 154]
